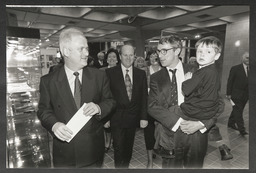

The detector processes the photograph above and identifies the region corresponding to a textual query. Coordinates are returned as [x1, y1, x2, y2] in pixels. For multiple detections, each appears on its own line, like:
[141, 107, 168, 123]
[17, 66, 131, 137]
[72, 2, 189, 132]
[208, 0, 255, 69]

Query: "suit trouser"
[111, 127, 136, 168]
[228, 98, 248, 132]
[172, 129, 208, 168]
[144, 115, 155, 150]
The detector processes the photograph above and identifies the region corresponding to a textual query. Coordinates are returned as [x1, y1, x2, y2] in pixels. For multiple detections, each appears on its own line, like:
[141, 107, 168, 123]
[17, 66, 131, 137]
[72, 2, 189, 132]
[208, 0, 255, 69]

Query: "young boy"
[170, 36, 233, 161]
[171, 36, 221, 121]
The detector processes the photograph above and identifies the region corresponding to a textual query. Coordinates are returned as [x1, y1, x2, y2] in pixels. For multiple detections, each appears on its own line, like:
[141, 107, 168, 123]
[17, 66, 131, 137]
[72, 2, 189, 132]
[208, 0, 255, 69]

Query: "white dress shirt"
[166, 61, 185, 106]
[243, 63, 249, 77]
[64, 65, 83, 96]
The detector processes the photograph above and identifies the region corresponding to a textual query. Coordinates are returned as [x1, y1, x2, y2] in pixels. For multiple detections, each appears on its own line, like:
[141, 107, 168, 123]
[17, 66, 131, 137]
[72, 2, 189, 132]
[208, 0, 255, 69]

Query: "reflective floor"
[103, 97, 249, 169]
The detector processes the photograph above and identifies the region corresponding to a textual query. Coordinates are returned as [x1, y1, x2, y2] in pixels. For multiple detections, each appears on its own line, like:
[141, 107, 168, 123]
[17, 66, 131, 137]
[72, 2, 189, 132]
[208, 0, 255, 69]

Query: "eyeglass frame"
[156, 47, 178, 55]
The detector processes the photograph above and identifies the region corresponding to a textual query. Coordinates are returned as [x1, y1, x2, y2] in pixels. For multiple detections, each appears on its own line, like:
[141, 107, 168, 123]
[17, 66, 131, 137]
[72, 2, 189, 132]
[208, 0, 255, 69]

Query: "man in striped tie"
[106, 44, 148, 168]
[37, 27, 115, 168]
[148, 35, 222, 168]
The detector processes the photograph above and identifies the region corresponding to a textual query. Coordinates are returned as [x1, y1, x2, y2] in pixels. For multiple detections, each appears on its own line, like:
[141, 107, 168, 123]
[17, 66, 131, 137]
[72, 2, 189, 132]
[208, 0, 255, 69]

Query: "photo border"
[1, 0, 255, 173]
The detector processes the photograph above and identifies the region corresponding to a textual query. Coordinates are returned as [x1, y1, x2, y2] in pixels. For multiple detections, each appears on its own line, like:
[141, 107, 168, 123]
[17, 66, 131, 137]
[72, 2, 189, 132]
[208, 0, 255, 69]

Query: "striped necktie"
[125, 69, 132, 101]
[169, 69, 178, 106]
[73, 72, 81, 109]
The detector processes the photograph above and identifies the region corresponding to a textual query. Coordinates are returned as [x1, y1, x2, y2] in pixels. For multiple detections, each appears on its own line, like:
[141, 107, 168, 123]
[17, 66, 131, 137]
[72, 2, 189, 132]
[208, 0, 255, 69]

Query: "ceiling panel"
[138, 7, 187, 20]
[6, 9, 26, 20]
[40, 7, 91, 18]
[191, 6, 249, 19]
[164, 26, 197, 32]
[92, 7, 154, 16]
[30, 22, 65, 30]
[36, 14, 77, 25]
[141, 6, 239, 30]
[89, 29, 118, 34]
[175, 5, 213, 11]
[83, 11, 128, 22]
[188, 19, 227, 28]
[220, 12, 249, 23]
[102, 23, 136, 31]
[76, 19, 107, 29]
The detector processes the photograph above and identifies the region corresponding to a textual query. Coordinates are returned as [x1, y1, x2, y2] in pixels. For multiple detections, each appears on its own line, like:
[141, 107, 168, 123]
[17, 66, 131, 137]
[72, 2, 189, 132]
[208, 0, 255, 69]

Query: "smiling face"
[120, 45, 135, 68]
[64, 33, 89, 71]
[136, 57, 145, 68]
[149, 53, 159, 65]
[196, 43, 220, 67]
[157, 43, 180, 68]
[107, 52, 118, 67]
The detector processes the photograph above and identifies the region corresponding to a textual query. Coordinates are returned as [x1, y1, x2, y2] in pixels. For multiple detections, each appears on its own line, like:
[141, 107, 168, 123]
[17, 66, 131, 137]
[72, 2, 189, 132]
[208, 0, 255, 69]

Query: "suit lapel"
[81, 67, 94, 104]
[55, 67, 77, 115]
[131, 67, 137, 101]
[240, 64, 247, 78]
[158, 68, 172, 99]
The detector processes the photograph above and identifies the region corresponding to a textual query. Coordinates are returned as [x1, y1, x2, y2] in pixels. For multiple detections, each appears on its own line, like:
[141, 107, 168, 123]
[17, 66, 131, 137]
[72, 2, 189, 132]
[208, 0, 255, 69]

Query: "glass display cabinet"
[6, 27, 52, 168]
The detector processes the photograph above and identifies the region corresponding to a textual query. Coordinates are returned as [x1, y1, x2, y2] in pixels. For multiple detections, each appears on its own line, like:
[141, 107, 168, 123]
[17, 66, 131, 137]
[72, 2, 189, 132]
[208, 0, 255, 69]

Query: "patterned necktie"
[169, 69, 178, 106]
[73, 72, 81, 109]
[125, 69, 132, 101]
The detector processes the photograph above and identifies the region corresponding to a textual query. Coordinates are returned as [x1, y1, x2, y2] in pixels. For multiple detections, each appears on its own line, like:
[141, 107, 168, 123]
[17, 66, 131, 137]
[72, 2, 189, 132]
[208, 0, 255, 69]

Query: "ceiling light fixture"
[235, 40, 240, 47]
[194, 34, 201, 39]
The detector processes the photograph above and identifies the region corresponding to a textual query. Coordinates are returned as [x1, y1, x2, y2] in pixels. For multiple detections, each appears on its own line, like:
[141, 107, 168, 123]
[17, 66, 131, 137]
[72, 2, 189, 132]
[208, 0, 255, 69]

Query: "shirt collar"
[121, 64, 132, 73]
[166, 60, 183, 72]
[243, 63, 248, 69]
[64, 65, 83, 78]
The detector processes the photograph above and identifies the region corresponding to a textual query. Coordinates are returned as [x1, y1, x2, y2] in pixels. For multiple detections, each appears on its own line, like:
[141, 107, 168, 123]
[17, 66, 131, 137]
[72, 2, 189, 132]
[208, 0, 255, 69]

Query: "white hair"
[59, 27, 85, 56]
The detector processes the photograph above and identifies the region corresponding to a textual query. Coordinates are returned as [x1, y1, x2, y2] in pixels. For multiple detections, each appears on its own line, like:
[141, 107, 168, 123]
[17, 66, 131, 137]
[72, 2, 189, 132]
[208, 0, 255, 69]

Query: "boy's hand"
[184, 72, 193, 80]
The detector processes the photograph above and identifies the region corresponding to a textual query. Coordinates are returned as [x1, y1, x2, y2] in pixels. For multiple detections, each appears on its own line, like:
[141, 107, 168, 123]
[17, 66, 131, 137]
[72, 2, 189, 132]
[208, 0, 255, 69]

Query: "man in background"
[227, 51, 249, 136]
[94, 52, 107, 68]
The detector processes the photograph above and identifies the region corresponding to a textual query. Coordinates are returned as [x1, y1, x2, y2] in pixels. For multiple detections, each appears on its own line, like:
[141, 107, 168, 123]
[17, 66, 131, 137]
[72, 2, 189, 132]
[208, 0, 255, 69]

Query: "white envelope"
[66, 103, 92, 142]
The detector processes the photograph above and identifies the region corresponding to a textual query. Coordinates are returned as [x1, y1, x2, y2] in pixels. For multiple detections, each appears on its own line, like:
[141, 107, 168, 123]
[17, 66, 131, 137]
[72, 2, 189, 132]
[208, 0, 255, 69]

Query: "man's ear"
[174, 48, 181, 56]
[63, 47, 70, 58]
[214, 53, 221, 60]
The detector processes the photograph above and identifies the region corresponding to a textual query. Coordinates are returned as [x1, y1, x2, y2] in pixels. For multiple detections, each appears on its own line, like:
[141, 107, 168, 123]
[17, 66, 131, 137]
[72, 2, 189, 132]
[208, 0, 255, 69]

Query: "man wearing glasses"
[148, 35, 218, 168]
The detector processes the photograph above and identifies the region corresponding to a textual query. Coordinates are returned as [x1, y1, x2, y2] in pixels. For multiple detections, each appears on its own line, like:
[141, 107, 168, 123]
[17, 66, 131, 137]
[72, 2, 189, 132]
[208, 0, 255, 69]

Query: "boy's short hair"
[159, 35, 182, 49]
[195, 36, 222, 54]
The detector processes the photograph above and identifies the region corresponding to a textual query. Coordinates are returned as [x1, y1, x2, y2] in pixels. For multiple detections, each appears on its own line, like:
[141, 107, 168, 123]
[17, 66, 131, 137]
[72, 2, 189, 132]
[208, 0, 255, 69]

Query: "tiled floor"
[103, 97, 249, 169]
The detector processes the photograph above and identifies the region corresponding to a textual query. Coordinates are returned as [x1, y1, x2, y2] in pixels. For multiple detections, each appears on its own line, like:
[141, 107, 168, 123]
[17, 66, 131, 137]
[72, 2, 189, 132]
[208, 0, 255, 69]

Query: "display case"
[6, 27, 52, 168]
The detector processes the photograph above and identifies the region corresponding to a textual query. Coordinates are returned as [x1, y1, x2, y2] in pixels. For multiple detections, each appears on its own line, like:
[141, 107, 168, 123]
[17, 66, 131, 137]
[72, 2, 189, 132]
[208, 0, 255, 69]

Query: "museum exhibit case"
[6, 27, 52, 168]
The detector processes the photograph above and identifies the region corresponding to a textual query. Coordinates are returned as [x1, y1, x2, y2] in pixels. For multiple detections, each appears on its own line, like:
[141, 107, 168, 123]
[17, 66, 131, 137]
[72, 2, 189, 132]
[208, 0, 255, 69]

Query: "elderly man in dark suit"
[94, 52, 108, 69]
[105, 44, 148, 168]
[148, 35, 222, 168]
[227, 51, 249, 136]
[37, 27, 115, 168]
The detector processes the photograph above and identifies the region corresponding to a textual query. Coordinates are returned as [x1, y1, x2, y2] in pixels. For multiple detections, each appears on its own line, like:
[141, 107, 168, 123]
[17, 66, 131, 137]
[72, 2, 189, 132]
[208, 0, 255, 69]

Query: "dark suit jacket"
[148, 64, 220, 131]
[227, 64, 248, 101]
[37, 66, 115, 167]
[106, 65, 148, 128]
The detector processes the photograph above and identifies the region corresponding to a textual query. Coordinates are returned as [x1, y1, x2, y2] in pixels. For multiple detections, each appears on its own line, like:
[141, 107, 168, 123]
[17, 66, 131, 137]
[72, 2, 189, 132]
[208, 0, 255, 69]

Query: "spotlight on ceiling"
[194, 34, 201, 39]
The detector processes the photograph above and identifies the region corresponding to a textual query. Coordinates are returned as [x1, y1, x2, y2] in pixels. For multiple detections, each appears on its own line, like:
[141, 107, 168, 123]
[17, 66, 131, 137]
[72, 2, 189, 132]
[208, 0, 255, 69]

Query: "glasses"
[157, 47, 176, 55]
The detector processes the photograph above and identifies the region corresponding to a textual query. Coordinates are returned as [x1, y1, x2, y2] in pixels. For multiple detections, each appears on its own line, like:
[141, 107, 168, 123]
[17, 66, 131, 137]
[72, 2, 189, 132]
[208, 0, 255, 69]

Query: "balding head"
[97, 52, 105, 61]
[241, 51, 249, 66]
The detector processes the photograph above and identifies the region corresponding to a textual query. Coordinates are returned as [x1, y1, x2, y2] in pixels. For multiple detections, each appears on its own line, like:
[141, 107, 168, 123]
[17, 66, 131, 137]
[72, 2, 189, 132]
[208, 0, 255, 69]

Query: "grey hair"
[59, 27, 85, 56]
